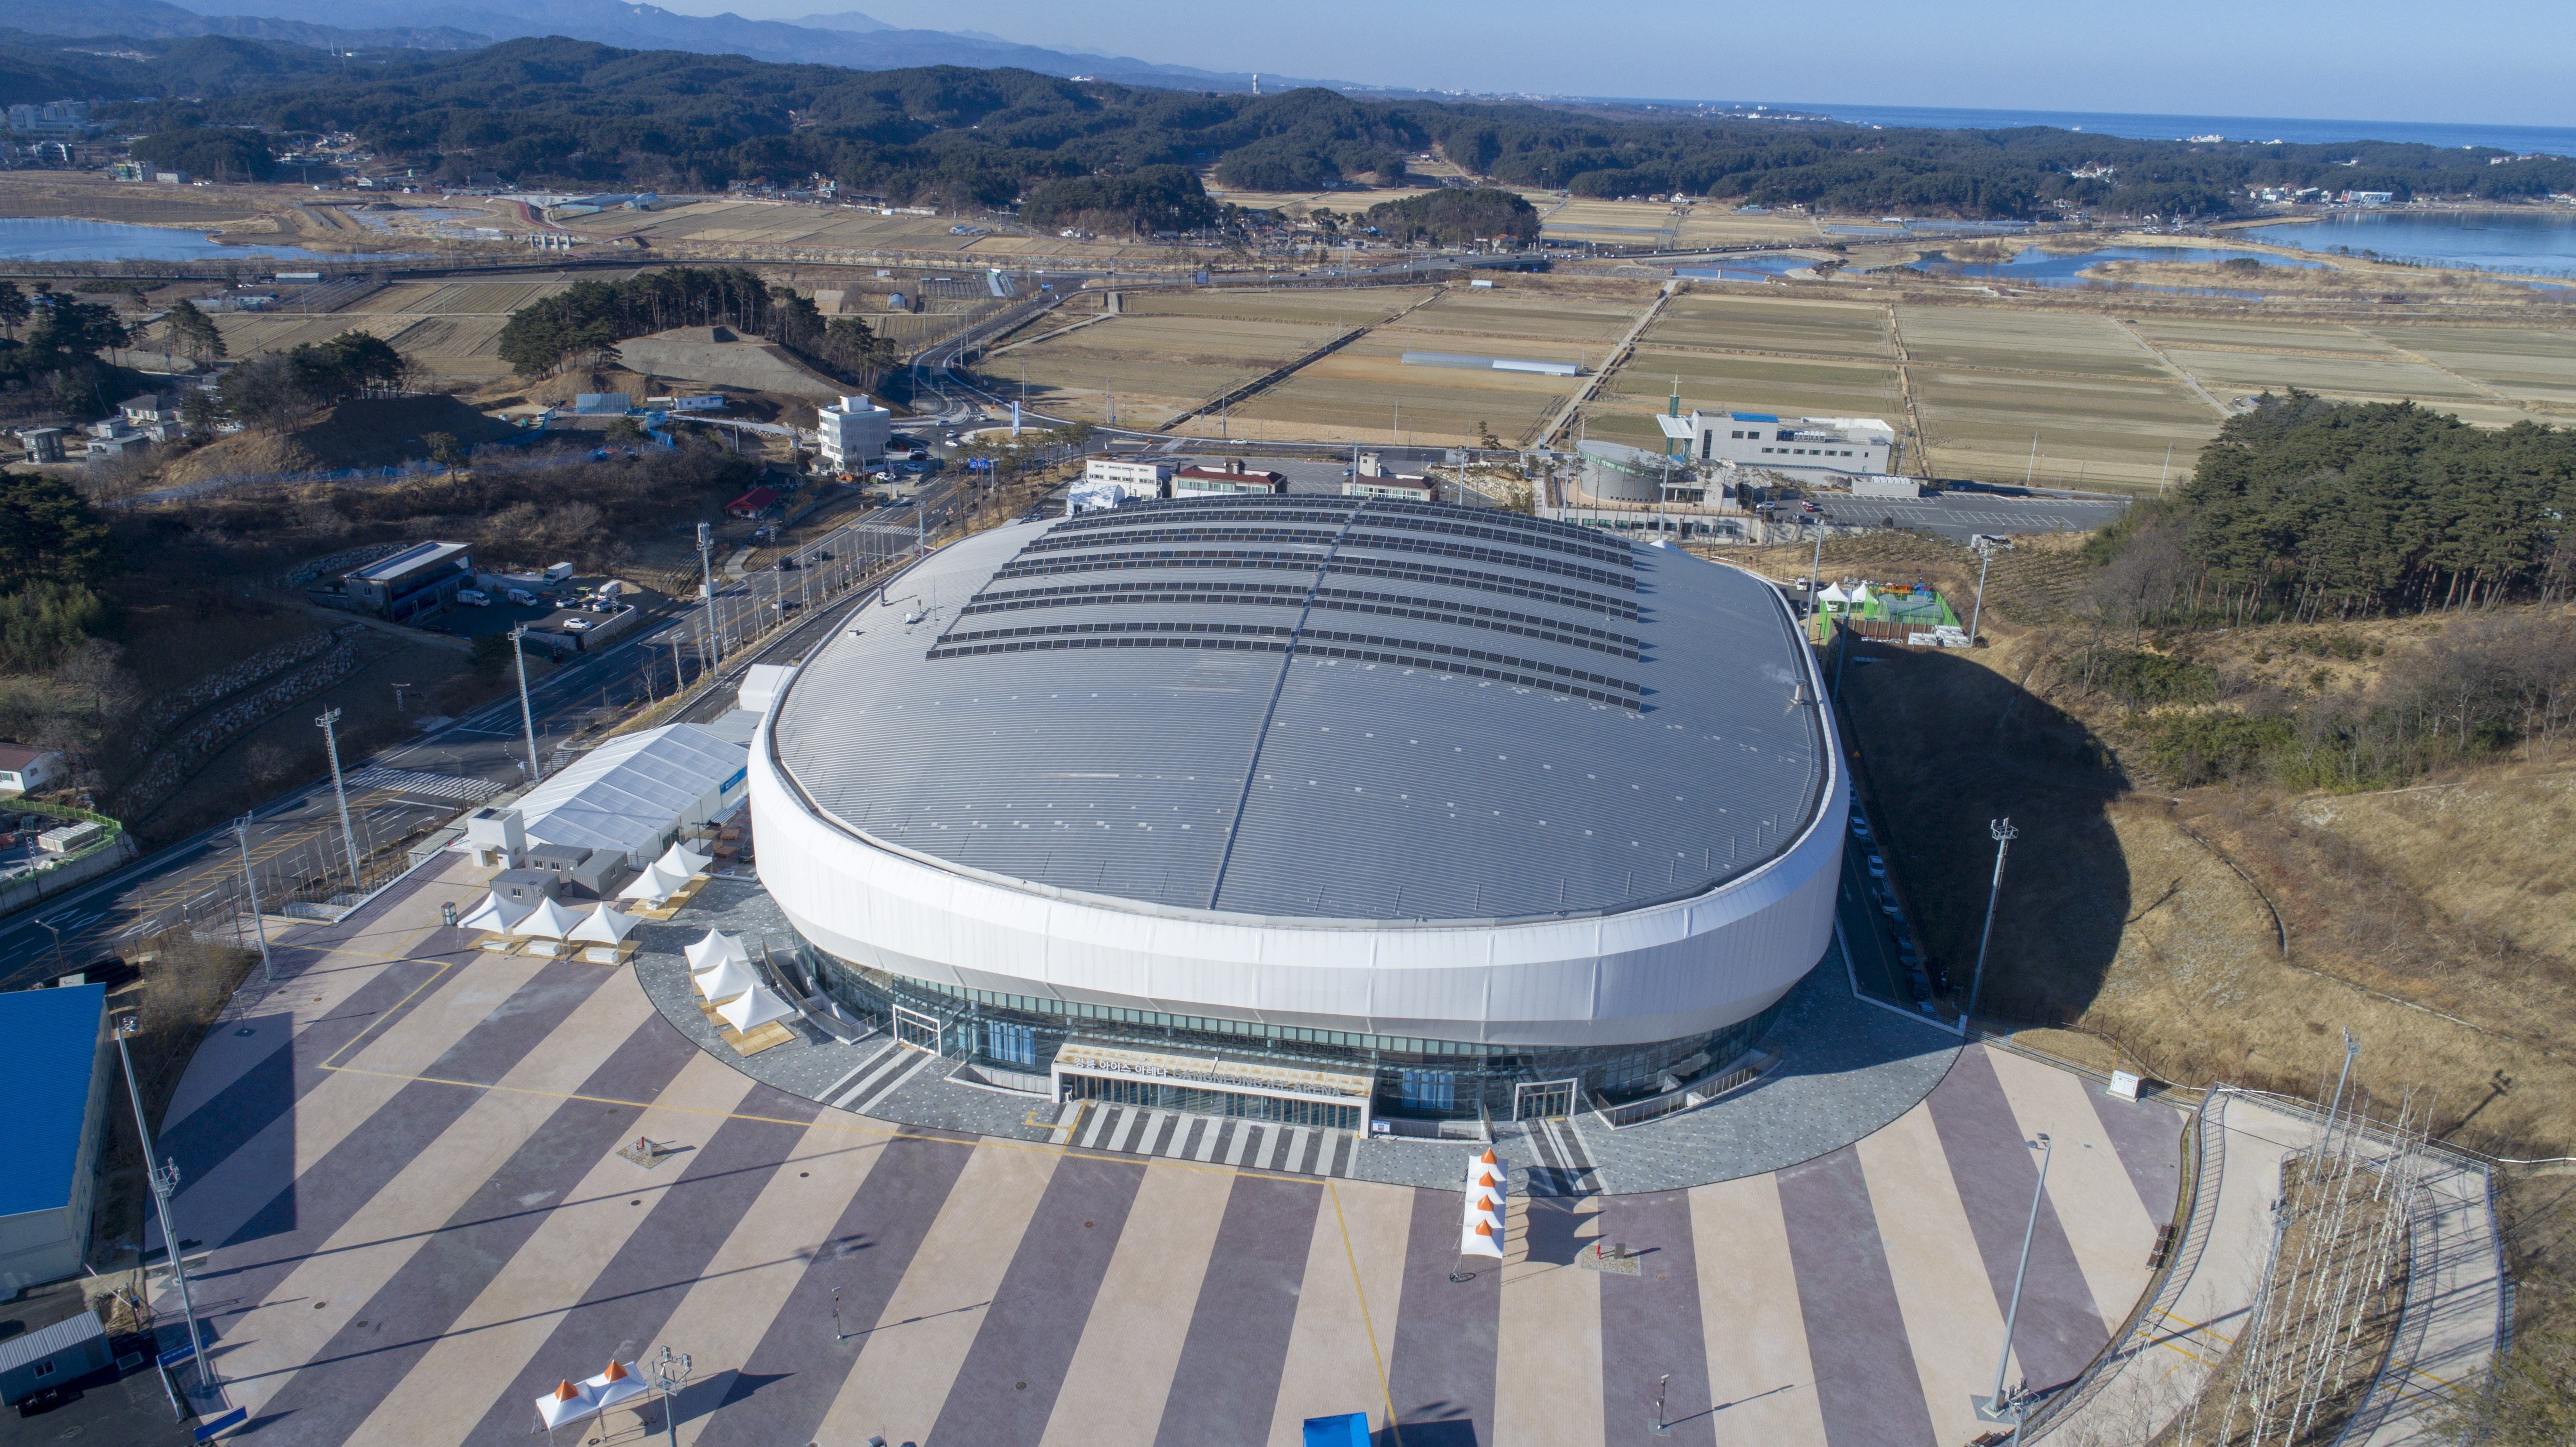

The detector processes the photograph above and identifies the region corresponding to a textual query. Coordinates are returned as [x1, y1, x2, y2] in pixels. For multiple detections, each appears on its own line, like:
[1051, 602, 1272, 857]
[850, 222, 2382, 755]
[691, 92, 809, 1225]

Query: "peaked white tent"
[519, 896, 589, 940]
[1816, 582, 1850, 608]
[685, 930, 749, 973]
[457, 892, 532, 936]
[570, 905, 641, 945]
[694, 956, 758, 1003]
[717, 983, 797, 1034]
[657, 842, 715, 879]
[619, 863, 685, 904]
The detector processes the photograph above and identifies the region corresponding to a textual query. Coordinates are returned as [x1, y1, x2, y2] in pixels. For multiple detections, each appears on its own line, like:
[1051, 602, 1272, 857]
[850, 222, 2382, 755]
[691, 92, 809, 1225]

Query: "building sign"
[1053, 1041, 1372, 1102]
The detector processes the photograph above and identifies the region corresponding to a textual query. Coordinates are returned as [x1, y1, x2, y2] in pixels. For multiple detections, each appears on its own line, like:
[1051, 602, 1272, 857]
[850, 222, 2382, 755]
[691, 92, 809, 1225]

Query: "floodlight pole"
[1964, 818, 2018, 1028]
[117, 1017, 217, 1404]
[510, 626, 541, 783]
[2023, 433, 2039, 487]
[1968, 545, 1992, 643]
[315, 708, 361, 889]
[234, 814, 272, 985]
[697, 521, 720, 670]
[650, 1344, 692, 1447]
[1974, 1132, 2052, 1423]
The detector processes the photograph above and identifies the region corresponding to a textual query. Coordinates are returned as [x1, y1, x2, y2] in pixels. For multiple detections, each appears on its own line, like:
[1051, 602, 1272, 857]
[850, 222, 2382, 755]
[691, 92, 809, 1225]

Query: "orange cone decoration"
[1480, 1148, 1498, 1164]
[601, 1361, 627, 1382]
[1473, 1219, 1494, 1236]
[555, 1382, 580, 1402]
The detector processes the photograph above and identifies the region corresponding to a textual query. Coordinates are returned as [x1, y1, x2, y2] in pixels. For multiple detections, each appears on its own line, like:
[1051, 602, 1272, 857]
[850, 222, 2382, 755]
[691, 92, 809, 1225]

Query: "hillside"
[95, 38, 2576, 218]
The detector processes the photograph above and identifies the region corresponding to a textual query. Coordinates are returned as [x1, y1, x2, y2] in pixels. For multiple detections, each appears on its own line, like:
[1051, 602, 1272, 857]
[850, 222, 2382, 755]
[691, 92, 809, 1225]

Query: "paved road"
[0, 492, 966, 989]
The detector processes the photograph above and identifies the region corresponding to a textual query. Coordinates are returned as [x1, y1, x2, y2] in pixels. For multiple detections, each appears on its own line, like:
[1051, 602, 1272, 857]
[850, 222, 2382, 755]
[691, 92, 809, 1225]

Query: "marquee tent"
[657, 842, 715, 879]
[1459, 1148, 1507, 1259]
[457, 892, 532, 936]
[570, 905, 641, 945]
[619, 863, 686, 904]
[718, 983, 796, 1034]
[685, 930, 749, 973]
[518, 896, 589, 940]
[694, 957, 758, 1003]
[512, 722, 750, 866]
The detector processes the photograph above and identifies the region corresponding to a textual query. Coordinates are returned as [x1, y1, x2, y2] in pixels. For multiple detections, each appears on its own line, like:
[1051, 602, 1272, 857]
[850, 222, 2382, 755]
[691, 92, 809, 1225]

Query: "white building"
[1070, 455, 1172, 514]
[511, 722, 751, 868]
[817, 394, 892, 473]
[5, 102, 92, 138]
[1676, 411, 1898, 477]
[0, 743, 63, 796]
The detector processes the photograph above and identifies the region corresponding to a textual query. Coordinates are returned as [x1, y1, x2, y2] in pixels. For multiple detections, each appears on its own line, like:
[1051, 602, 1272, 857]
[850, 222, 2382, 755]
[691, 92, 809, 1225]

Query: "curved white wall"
[753, 732, 1846, 1050]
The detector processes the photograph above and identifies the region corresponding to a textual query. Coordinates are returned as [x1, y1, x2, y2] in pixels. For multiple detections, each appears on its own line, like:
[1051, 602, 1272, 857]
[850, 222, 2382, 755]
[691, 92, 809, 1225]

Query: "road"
[0, 490, 968, 989]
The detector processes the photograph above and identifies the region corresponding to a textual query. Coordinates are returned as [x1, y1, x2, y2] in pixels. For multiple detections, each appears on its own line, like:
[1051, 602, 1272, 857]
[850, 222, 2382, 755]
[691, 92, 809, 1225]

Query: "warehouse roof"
[0, 983, 105, 1219]
[517, 724, 747, 858]
[769, 495, 1829, 924]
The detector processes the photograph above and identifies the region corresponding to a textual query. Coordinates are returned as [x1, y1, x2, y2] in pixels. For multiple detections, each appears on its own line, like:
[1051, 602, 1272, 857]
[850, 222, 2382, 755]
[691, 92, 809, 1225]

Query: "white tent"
[570, 905, 641, 945]
[1816, 582, 1850, 608]
[512, 722, 750, 865]
[694, 956, 759, 1003]
[534, 1379, 596, 1432]
[657, 842, 715, 879]
[1458, 1148, 1507, 1259]
[457, 892, 532, 936]
[684, 930, 749, 973]
[717, 983, 797, 1033]
[619, 863, 686, 904]
[519, 896, 589, 940]
[585, 1362, 649, 1415]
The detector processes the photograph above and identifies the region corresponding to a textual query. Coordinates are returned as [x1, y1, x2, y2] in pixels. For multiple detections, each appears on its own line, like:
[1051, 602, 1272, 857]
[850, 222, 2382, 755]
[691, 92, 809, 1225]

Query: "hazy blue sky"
[647, 0, 2573, 126]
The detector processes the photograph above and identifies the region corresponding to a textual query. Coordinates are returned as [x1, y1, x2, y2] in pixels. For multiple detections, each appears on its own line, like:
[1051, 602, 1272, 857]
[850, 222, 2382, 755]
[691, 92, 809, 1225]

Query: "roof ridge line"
[1203, 498, 1371, 912]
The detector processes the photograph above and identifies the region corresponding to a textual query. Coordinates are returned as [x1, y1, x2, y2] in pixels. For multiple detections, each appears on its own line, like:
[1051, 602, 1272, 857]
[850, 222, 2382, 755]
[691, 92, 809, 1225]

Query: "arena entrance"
[1514, 1078, 1580, 1120]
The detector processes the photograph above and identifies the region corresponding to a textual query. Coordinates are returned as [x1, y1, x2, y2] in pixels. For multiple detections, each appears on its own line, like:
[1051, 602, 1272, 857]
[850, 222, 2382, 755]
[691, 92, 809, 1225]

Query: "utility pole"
[117, 1017, 217, 1405]
[1973, 1132, 2053, 1423]
[234, 815, 272, 985]
[697, 521, 720, 670]
[1806, 507, 1829, 642]
[1968, 543, 1993, 644]
[2158, 442, 2175, 493]
[510, 626, 541, 784]
[2023, 433, 2039, 487]
[315, 708, 361, 889]
[1964, 818, 2018, 1028]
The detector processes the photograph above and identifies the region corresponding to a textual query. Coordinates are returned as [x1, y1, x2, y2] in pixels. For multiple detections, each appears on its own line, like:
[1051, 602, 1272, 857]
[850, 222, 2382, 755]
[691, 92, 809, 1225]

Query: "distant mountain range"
[8, 0, 1357, 95]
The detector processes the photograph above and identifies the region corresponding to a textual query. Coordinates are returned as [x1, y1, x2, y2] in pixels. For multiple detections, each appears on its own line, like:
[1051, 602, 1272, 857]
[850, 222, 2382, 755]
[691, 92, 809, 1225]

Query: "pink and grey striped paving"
[154, 861, 2180, 1446]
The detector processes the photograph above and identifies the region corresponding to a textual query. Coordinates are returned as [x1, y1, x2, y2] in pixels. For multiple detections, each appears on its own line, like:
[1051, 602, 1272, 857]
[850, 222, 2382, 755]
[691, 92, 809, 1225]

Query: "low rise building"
[508, 722, 751, 868]
[0, 744, 63, 796]
[1684, 411, 1898, 478]
[817, 394, 891, 473]
[12, 428, 66, 464]
[0, 983, 110, 1291]
[1174, 458, 1288, 496]
[4, 102, 93, 138]
[725, 486, 781, 518]
[342, 541, 473, 622]
[1070, 455, 1172, 513]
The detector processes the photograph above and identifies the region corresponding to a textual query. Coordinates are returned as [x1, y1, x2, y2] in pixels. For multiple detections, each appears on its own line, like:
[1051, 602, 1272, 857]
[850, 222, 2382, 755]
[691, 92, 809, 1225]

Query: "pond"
[0, 216, 348, 262]
[2238, 210, 2576, 276]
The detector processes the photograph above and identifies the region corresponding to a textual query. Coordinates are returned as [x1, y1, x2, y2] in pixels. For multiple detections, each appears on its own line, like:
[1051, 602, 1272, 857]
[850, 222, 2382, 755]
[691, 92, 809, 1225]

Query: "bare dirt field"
[583, 199, 1173, 260]
[995, 311, 1349, 429]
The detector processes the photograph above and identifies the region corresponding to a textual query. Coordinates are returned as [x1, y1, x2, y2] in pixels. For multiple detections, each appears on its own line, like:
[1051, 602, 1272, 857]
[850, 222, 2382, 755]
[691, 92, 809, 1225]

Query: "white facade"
[0, 746, 62, 796]
[751, 655, 1845, 1052]
[1689, 412, 1897, 477]
[1071, 456, 1171, 514]
[817, 394, 891, 471]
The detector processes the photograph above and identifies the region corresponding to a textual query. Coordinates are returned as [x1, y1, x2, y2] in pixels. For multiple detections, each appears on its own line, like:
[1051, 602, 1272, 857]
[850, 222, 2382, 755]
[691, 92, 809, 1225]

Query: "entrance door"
[1514, 1078, 1579, 1120]
[892, 1004, 942, 1053]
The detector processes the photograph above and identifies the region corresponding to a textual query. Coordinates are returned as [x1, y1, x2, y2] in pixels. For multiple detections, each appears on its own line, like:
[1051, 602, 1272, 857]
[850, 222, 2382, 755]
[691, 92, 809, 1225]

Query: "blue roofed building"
[0, 984, 112, 1291]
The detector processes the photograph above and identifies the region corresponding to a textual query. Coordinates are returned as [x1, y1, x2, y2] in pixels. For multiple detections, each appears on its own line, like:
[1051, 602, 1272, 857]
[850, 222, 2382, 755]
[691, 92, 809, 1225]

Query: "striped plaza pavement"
[153, 857, 2182, 1447]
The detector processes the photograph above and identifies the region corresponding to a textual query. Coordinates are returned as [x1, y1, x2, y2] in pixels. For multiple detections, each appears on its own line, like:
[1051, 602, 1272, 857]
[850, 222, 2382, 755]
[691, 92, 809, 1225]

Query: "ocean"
[1646, 103, 2576, 158]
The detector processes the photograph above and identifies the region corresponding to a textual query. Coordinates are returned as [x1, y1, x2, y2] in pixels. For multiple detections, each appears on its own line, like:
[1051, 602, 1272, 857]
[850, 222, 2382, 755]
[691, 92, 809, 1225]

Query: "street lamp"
[649, 1345, 692, 1447]
[116, 1016, 219, 1406]
[234, 814, 272, 985]
[510, 625, 541, 784]
[315, 708, 362, 889]
[1973, 1132, 2054, 1423]
[1963, 818, 2017, 1029]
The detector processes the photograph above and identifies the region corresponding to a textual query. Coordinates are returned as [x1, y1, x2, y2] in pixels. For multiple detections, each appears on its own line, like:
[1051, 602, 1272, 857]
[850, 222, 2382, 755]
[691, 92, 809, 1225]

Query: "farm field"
[1118, 289, 1430, 325]
[1399, 288, 1644, 350]
[2362, 325, 2576, 413]
[1891, 306, 2222, 489]
[582, 199, 1171, 259]
[1540, 197, 1685, 246]
[992, 312, 1351, 430]
[200, 275, 595, 382]
[1230, 327, 1587, 446]
[1672, 208, 1826, 248]
[2125, 316, 2574, 425]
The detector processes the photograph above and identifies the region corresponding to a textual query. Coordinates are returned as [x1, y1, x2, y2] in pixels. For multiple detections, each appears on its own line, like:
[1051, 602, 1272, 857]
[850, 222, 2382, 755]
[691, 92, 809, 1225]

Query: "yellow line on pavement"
[1329, 1178, 1403, 1447]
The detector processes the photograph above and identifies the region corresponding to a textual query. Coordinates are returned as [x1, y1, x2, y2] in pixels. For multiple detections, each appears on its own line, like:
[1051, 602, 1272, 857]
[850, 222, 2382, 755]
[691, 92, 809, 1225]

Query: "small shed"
[0, 1313, 110, 1406]
[490, 868, 558, 904]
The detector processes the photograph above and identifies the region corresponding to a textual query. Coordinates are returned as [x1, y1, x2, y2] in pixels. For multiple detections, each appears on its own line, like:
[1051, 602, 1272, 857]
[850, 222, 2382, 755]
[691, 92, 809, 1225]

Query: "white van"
[456, 588, 492, 606]
[505, 587, 538, 606]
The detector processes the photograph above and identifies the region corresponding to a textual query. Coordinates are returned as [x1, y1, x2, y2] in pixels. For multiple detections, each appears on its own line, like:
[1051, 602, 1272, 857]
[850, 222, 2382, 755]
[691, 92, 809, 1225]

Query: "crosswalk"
[341, 768, 505, 802]
[1054, 1102, 1360, 1178]
[1514, 1112, 1602, 1195]
[816, 1035, 941, 1116]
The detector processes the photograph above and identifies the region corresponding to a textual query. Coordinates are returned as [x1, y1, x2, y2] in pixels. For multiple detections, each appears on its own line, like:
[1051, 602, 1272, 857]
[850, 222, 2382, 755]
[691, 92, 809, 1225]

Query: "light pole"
[234, 814, 272, 985]
[392, 682, 412, 713]
[116, 1016, 218, 1405]
[504, 625, 543, 784]
[315, 708, 361, 889]
[697, 522, 721, 670]
[1974, 1132, 2054, 1423]
[1964, 818, 2018, 1028]
[1967, 543, 1993, 644]
[2022, 433, 2039, 487]
[650, 1344, 692, 1447]
[1650, 1372, 1671, 1436]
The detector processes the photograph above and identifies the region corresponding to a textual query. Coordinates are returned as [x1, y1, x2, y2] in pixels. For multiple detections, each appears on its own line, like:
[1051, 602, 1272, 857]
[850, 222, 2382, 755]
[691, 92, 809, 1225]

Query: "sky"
[646, 0, 2575, 128]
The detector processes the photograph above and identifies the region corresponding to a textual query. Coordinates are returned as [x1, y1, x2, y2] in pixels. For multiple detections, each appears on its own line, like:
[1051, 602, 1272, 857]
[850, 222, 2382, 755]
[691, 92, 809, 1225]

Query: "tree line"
[493, 265, 899, 379]
[93, 37, 2576, 224]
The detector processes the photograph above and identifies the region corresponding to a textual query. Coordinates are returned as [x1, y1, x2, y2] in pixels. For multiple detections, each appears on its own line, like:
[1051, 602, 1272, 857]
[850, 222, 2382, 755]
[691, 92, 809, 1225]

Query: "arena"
[750, 493, 1845, 1128]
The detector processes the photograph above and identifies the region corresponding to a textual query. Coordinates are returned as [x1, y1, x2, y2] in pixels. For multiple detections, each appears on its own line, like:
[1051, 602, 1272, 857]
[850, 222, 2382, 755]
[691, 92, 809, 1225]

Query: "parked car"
[563, 617, 592, 632]
[505, 588, 537, 606]
[1866, 855, 1886, 879]
[456, 588, 491, 606]
[773, 557, 798, 571]
[1849, 817, 1872, 841]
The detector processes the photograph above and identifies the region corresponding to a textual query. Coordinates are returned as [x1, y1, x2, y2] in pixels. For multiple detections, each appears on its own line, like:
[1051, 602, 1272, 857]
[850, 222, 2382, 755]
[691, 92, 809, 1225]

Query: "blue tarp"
[1303, 1413, 1371, 1447]
[0, 984, 105, 1219]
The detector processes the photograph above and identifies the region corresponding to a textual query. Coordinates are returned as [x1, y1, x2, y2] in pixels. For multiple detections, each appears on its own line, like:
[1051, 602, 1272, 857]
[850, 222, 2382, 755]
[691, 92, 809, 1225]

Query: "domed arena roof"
[766, 494, 1830, 924]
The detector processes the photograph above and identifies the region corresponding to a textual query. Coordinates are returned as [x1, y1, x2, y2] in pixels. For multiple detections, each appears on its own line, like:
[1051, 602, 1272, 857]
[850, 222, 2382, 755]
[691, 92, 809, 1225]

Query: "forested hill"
[96, 37, 2576, 222]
